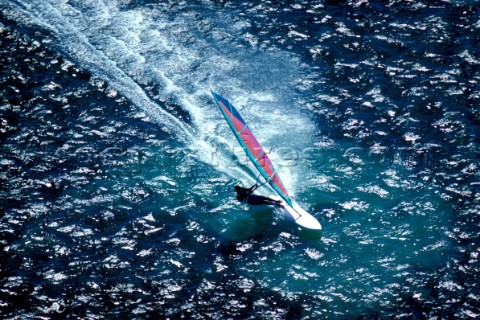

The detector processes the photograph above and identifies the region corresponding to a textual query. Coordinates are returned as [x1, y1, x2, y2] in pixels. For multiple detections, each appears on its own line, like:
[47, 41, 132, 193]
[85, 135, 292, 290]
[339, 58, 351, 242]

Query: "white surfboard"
[212, 91, 322, 231]
[273, 197, 322, 230]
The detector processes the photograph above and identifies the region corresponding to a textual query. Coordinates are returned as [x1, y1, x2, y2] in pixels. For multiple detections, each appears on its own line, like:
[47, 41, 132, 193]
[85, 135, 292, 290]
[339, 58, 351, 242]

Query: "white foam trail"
[8, 0, 196, 139]
[6, 0, 317, 193]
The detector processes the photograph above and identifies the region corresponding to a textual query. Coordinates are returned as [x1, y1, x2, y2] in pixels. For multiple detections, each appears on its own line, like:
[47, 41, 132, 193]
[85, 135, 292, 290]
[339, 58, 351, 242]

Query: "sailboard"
[211, 91, 322, 230]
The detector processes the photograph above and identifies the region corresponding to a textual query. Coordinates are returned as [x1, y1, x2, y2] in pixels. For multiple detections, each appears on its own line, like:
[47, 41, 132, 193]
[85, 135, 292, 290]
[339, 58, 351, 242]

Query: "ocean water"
[1, 0, 479, 318]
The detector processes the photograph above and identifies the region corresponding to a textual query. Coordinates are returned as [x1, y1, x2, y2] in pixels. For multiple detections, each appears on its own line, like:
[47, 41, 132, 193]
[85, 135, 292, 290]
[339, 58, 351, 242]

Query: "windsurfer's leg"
[246, 195, 269, 205]
[247, 195, 282, 206]
[265, 199, 283, 207]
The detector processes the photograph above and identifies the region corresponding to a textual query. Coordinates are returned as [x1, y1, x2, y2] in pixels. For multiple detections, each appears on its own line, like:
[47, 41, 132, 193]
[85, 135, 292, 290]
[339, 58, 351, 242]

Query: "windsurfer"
[235, 184, 283, 207]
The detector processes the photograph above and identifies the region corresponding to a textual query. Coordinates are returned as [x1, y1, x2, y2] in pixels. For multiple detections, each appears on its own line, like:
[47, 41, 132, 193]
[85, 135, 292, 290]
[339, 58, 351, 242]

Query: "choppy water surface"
[1, 0, 479, 318]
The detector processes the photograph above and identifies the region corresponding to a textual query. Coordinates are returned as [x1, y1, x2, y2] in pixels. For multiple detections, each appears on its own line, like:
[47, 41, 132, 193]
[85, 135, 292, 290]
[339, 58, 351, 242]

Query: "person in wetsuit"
[235, 184, 283, 207]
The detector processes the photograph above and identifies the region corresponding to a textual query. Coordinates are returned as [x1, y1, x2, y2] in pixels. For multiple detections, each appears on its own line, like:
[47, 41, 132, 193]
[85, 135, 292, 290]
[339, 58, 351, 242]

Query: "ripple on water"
[2, 0, 480, 318]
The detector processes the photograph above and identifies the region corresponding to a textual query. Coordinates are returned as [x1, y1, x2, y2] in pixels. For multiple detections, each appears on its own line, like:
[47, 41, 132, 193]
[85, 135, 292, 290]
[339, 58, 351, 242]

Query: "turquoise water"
[1, 0, 479, 318]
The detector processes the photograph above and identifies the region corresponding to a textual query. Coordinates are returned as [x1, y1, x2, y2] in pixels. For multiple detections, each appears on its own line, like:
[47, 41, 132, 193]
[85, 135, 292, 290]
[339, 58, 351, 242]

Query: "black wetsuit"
[236, 184, 282, 206]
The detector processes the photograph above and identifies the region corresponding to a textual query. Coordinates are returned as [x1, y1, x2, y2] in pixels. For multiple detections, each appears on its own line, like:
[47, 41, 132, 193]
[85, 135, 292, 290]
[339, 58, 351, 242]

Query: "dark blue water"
[1, 0, 479, 318]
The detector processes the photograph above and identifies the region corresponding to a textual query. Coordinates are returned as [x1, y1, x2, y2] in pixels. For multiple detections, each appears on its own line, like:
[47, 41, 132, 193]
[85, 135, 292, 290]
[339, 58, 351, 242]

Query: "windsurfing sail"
[211, 91, 294, 208]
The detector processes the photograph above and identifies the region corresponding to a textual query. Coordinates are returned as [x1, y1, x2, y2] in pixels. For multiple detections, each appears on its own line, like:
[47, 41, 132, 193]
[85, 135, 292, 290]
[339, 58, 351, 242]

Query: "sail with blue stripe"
[211, 91, 294, 208]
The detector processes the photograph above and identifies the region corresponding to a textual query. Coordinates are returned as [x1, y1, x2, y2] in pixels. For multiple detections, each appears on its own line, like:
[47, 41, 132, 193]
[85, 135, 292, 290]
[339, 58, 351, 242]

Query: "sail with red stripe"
[211, 91, 294, 208]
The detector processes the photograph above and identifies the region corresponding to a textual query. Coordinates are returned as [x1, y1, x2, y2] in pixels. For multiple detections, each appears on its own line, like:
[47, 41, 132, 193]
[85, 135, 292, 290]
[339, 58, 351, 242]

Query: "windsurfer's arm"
[247, 183, 259, 194]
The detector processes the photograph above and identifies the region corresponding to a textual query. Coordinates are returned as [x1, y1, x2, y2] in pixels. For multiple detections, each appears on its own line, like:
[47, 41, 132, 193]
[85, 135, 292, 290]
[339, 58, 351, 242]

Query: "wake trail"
[4, 0, 316, 191]
[5, 1, 252, 179]
[7, 0, 196, 142]
[5, 0, 257, 183]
